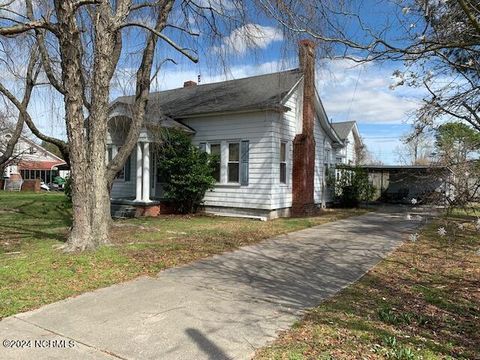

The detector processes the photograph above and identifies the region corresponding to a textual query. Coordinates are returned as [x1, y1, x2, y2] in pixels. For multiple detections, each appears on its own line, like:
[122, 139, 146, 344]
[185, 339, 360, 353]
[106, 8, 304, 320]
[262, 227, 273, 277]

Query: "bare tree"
[354, 136, 367, 165]
[395, 130, 434, 165]
[260, 0, 480, 132]
[0, 0, 303, 251]
[0, 32, 40, 171]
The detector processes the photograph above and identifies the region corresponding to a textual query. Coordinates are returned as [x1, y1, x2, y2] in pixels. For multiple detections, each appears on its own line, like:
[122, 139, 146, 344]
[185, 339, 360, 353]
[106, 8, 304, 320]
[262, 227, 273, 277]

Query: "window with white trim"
[280, 141, 287, 184]
[228, 142, 240, 183]
[199, 140, 249, 185]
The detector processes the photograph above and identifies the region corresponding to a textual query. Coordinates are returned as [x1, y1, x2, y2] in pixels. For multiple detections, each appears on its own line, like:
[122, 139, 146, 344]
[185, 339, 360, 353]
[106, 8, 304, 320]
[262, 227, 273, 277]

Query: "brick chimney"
[292, 39, 316, 216]
[183, 80, 197, 88]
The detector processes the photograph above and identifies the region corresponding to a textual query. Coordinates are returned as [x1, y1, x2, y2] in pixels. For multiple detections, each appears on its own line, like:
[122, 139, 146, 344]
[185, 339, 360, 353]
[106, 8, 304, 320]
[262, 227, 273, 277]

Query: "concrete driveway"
[0, 207, 419, 360]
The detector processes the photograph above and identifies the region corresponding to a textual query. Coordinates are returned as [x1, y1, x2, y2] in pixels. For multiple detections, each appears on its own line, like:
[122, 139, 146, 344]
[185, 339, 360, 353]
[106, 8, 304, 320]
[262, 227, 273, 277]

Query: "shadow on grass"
[15, 200, 72, 227]
[0, 223, 68, 243]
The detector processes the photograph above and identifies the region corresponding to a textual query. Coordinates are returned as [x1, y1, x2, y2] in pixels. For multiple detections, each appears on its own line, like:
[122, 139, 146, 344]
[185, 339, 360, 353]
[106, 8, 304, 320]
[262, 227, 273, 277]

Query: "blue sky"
[11, 0, 426, 164]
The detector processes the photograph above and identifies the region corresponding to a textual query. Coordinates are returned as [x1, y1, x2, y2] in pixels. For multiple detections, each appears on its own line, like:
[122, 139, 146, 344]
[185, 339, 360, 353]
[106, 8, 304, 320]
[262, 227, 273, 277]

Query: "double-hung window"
[198, 141, 249, 185]
[228, 142, 240, 183]
[210, 143, 221, 182]
[280, 141, 287, 184]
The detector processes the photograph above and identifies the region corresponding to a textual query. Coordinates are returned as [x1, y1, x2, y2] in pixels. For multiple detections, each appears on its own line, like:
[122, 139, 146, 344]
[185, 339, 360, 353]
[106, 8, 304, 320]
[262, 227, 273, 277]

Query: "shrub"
[335, 165, 375, 207]
[155, 130, 216, 214]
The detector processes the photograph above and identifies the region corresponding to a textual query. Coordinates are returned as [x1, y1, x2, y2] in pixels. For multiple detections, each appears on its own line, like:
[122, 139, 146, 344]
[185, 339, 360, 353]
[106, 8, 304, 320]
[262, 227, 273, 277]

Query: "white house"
[331, 121, 362, 165]
[108, 40, 348, 219]
[1, 133, 67, 190]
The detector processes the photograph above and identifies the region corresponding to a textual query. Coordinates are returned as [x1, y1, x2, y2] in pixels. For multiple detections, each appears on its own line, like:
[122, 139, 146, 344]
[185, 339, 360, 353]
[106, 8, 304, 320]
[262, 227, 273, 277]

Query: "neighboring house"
[108, 40, 346, 219]
[1, 133, 67, 187]
[331, 121, 362, 165]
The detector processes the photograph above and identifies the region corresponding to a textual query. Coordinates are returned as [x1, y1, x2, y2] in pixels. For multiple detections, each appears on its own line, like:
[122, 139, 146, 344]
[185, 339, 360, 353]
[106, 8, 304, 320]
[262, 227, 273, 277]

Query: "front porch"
[108, 109, 195, 217]
[110, 141, 172, 218]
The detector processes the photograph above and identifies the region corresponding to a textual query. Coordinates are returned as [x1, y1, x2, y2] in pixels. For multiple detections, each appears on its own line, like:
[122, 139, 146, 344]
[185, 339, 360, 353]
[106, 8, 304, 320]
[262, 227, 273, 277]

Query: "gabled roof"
[19, 135, 65, 163]
[331, 121, 356, 141]
[113, 69, 303, 118]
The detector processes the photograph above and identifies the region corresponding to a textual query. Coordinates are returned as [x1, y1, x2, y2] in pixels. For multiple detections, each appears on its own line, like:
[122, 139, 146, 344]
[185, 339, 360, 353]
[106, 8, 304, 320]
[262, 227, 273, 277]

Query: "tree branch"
[0, 78, 69, 163]
[25, 0, 65, 95]
[0, 20, 58, 36]
[118, 22, 199, 63]
[0, 49, 38, 167]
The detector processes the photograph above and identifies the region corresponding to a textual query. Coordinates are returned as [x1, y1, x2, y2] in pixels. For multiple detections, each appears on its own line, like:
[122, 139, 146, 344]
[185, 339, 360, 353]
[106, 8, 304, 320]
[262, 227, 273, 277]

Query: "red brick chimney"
[183, 80, 197, 88]
[292, 39, 316, 216]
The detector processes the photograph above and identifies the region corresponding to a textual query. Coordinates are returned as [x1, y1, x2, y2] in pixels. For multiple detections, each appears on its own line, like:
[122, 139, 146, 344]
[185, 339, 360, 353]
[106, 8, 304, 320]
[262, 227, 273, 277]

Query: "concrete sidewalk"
[0, 208, 418, 360]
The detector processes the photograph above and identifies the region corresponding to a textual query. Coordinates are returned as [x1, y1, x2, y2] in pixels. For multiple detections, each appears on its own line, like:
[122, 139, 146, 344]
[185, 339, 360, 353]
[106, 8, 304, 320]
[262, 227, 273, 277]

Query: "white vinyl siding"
[345, 131, 356, 165]
[184, 112, 276, 210]
[270, 88, 299, 210]
[110, 146, 136, 199]
[280, 142, 287, 184]
[314, 115, 326, 204]
[335, 130, 356, 165]
[313, 113, 335, 205]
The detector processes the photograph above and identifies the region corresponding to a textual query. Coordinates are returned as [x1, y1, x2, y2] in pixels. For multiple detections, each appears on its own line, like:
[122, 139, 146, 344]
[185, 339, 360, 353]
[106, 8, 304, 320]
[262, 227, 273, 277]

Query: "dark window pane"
[229, 143, 239, 161]
[280, 163, 287, 184]
[213, 164, 221, 182]
[116, 167, 124, 179]
[210, 144, 220, 156]
[210, 144, 221, 182]
[228, 163, 239, 183]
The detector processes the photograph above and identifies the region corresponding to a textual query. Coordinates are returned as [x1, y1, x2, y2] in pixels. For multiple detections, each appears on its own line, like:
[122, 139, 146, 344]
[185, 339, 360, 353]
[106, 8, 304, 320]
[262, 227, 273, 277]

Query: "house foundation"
[110, 199, 176, 218]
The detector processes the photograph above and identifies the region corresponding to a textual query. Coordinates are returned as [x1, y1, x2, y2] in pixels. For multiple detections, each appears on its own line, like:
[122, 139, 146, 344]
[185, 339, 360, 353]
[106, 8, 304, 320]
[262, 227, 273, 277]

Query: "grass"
[255, 208, 480, 360]
[0, 191, 367, 319]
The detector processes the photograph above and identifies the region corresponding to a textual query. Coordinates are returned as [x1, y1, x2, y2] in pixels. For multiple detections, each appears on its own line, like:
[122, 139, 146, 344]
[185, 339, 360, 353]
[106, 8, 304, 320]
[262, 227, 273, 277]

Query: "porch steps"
[111, 204, 136, 219]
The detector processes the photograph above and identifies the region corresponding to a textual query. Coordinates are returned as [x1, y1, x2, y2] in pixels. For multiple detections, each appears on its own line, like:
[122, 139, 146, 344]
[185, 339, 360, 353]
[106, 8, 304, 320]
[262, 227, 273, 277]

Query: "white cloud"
[215, 24, 284, 55]
[317, 59, 424, 124]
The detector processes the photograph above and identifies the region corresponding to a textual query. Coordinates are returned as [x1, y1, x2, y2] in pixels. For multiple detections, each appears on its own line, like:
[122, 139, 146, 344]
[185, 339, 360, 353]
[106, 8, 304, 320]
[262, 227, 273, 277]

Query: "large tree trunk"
[59, 0, 174, 251]
[54, 0, 106, 251]
[68, 172, 111, 251]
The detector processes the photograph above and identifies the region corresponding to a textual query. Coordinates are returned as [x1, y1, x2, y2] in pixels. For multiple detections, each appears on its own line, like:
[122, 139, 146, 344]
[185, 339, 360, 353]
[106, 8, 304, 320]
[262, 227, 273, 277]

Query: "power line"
[345, 65, 363, 122]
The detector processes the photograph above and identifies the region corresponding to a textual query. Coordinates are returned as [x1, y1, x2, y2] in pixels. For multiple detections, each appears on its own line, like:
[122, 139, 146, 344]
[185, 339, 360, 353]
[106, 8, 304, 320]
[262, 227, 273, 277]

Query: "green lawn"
[0, 191, 366, 319]
[255, 209, 480, 360]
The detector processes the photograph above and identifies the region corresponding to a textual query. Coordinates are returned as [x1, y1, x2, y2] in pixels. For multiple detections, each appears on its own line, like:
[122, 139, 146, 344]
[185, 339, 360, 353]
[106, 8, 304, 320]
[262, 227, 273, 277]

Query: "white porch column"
[135, 142, 143, 201]
[142, 142, 150, 202]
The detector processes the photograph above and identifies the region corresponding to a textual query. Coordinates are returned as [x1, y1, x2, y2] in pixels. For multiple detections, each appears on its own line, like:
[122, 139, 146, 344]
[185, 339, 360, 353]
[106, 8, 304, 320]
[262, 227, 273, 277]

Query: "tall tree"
[0, 0, 209, 250]
[396, 129, 434, 165]
[434, 122, 480, 205]
[1, 0, 328, 251]
[435, 122, 480, 164]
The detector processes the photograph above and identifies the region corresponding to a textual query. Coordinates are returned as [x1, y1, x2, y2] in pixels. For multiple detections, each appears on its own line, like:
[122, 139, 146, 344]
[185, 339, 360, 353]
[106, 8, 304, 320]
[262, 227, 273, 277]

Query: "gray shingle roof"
[114, 69, 303, 118]
[331, 121, 356, 140]
[110, 102, 195, 134]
